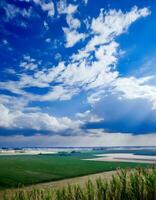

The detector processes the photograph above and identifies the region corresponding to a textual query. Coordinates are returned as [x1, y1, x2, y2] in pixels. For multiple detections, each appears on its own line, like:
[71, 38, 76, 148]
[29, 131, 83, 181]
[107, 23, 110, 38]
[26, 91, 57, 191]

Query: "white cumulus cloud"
[0, 104, 81, 133]
[63, 28, 86, 48]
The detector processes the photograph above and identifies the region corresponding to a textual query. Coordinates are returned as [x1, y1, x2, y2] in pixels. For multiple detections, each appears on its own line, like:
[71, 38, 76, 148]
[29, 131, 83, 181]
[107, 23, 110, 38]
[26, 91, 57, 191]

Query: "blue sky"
[0, 0, 156, 147]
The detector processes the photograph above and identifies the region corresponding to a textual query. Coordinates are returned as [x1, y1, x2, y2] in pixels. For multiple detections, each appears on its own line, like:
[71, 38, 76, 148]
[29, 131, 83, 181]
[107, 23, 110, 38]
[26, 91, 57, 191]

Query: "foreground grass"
[3, 167, 156, 200]
[0, 155, 149, 189]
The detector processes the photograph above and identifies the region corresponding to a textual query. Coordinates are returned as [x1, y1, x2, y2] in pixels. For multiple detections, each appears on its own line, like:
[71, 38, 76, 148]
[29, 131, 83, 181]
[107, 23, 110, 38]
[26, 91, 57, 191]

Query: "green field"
[0, 153, 150, 189]
[3, 168, 156, 200]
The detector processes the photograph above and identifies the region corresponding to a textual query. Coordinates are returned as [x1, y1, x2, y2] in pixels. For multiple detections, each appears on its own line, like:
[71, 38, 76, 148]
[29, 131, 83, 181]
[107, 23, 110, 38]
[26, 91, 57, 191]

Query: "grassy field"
[3, 167, 156, 200]
[0, 153, 150, 189]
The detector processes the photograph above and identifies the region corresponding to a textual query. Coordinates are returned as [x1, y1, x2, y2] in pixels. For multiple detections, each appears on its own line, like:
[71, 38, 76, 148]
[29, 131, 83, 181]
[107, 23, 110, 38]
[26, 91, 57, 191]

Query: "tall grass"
[3, 167, 156, 200]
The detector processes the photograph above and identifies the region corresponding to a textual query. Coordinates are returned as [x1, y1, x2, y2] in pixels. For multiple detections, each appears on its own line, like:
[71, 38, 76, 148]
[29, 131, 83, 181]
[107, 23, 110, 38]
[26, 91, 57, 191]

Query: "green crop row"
[3, 167, 156, 200]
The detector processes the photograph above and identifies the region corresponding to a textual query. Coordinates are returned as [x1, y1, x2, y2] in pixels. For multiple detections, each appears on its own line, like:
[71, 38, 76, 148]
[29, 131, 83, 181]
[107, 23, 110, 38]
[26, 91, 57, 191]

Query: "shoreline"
[85, 153, 156, 164]
[0, 150, 58, 156]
